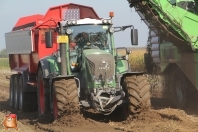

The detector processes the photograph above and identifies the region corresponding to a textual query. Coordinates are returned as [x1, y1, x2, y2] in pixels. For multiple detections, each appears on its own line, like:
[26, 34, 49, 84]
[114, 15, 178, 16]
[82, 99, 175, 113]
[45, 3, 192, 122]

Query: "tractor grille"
[86, 54, 115, 80]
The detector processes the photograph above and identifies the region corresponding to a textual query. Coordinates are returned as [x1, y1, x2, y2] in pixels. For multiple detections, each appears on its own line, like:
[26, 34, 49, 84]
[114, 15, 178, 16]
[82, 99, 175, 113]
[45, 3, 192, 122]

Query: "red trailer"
[5, 3, 100, 112]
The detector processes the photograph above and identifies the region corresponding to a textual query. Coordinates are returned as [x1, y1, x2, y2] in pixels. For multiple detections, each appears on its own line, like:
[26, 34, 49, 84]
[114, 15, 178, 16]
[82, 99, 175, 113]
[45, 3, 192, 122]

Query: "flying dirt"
[2, 1, 198, 131]
[0, 70, 198, 132]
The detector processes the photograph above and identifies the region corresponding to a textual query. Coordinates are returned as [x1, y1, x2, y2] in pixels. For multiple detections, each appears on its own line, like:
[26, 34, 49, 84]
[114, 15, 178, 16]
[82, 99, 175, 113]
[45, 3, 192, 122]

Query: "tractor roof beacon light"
[72, 20, 77, 25]
[103, 19, 108, 24]
[109, 12, 114, 18]
[66, 20, 77, 25]
[102, 19, 112, 24]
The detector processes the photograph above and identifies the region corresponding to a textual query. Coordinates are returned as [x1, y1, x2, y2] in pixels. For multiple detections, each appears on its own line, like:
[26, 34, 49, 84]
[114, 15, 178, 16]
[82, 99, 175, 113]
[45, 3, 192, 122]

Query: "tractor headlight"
[107, 79, 113, 84]
[102, 19, 112, 24]
[67, 20, 77, 25]
[67, 21, 72, 25]
[109, 27, 114, 33]
[92, 76, 101, 84]
[95, 79, 101, 84]
[66, 28, 72, 34]
[108, 19, 112, 24]
[103, 19, 107, 24]
[72, 20, 77, 25]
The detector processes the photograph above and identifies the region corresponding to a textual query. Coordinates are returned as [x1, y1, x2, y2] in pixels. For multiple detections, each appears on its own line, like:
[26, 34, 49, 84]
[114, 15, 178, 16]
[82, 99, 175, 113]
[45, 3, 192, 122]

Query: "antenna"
[130, 8, 133, 24]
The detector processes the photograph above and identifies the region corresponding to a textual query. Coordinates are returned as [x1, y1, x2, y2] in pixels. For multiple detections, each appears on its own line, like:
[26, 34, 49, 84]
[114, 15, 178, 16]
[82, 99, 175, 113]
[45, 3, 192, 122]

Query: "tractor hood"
[83, 49, 115, 81]
[83, 49, 110, 56]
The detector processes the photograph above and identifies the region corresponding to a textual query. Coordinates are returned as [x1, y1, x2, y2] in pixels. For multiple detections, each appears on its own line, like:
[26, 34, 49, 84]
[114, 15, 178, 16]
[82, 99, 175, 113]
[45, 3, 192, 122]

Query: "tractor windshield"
[68, 25, 112, 72]
[68, 25, 112, 51]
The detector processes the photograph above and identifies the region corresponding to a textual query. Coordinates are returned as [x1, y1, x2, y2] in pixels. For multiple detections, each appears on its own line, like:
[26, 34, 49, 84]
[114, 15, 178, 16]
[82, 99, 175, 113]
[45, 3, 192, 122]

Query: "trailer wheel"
[52, 79, 79, 120]
[123, 75, 151, 114]
[9, 75, 15, 107]
[171, 69, 187, 109]
[18, 75, 37, 112]
[37, 68, 50, 116]
[14, 74, 20, 109]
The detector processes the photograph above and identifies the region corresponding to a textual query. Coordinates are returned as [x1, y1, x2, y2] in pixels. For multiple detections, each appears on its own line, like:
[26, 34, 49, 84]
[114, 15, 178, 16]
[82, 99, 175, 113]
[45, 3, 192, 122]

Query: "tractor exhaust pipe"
[59, 23, 67, 76]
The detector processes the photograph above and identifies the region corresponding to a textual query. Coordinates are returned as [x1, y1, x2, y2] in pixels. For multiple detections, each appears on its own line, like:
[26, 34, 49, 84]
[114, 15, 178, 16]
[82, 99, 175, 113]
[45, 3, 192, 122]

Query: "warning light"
[109, 12, 114, 18]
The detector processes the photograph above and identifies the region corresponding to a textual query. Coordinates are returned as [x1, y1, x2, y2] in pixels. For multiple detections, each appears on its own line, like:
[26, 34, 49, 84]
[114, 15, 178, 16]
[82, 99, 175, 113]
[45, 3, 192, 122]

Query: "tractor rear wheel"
[37, 68, 50, 116]
[123, 75, 151, 114]
[52, 79, 79, 120]
[9, 74, 15, 107]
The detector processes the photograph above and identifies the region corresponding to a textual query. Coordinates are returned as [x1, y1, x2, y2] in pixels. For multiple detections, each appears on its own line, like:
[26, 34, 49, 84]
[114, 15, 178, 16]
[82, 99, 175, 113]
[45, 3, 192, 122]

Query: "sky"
[0, 0, 148, 50]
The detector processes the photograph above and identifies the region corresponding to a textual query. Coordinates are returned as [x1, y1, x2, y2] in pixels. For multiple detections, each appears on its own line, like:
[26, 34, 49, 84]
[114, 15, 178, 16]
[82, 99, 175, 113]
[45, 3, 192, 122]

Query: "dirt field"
[0, 70, 198, 132]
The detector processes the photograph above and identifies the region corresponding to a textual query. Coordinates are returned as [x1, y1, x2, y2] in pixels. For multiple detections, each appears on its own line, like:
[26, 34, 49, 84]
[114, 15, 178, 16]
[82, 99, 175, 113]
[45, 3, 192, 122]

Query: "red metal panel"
[13, 14, 44, 30]
[12, 3, 100, 30]
[38, 29, 58, 59]
[44, 3, 100, 20]
[29, 53, 39, 73]
[44, 6, 64, 20]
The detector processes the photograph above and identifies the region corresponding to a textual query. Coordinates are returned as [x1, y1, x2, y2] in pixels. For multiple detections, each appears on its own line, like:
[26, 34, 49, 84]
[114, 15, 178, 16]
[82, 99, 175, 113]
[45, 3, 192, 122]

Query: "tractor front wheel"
[123, 75, 151, 114]
[52, 79, 79, 120]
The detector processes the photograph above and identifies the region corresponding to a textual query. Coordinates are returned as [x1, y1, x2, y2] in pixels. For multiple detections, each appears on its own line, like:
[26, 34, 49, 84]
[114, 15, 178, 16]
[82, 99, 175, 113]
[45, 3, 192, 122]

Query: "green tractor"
[41, 15, 151, 120]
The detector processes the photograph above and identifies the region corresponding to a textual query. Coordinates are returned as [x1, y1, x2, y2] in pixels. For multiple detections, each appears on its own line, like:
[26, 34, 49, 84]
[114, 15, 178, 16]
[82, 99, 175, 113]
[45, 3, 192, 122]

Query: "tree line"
[0, 49, 8, 58]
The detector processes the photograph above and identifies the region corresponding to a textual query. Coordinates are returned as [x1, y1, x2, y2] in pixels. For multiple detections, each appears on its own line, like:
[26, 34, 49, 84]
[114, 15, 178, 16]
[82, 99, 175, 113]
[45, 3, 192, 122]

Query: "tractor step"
[80, 100, 92, 107]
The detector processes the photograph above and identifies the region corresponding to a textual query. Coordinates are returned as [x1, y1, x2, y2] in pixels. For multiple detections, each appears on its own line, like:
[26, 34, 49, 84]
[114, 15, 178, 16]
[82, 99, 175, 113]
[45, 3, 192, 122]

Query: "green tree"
[0, 49, 8, 58]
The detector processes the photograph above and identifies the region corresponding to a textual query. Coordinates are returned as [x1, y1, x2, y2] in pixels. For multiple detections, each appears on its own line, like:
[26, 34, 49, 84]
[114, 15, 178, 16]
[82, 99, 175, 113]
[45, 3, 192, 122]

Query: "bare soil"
[0, 70, 198, 132]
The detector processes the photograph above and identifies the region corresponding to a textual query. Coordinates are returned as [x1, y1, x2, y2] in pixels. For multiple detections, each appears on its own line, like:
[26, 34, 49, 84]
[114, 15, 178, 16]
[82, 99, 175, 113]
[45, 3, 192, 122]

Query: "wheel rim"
[175, 77, 184, 102]
[53, 92, 58, 120]
[39, 80, 44, 114]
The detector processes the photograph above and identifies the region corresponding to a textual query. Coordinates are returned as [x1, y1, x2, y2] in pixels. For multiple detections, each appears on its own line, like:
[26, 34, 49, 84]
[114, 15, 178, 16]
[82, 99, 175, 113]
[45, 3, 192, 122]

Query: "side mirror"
[45, 31, 53, 48]
[131, 29, 138, 45]
[127, 50, 132, 54]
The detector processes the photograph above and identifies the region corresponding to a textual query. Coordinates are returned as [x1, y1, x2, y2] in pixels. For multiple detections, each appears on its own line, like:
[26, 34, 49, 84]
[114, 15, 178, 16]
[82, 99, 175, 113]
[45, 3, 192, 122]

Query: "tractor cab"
[64, 18, 114, 73]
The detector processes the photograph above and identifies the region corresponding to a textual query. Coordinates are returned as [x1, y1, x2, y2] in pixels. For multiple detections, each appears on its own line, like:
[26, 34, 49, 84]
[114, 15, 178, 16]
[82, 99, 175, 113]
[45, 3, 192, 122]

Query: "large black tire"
[123, 75, 151, 114]
[37, 68, 50, 116]
[18, 75, 37, 112]
[9, 74, 15, 107]
[14, 74, 20, 109]
[52, 79, 79, 120]
[171, 69, 187, 109]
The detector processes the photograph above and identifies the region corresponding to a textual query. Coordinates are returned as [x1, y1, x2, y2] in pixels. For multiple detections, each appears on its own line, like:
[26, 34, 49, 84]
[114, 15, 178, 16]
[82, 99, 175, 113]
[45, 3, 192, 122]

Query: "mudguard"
[39, 57, 60, 79]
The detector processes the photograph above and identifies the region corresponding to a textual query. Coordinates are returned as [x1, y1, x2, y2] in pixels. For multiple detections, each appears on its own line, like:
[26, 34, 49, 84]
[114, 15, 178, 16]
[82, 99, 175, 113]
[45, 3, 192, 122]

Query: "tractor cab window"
[68, 25, 112, 51]
[168, 0, 197, 14]
[68, 25, 112, 72]
[168, 0, 176, 5]
[69, 40, 79, 72]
